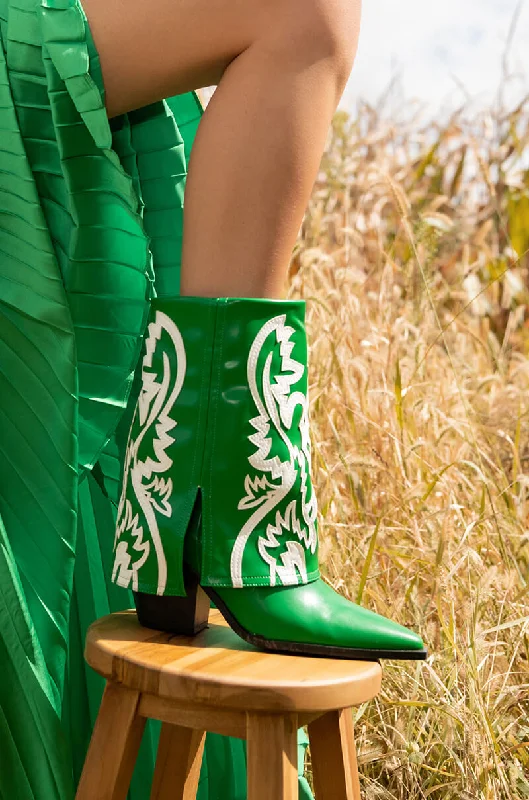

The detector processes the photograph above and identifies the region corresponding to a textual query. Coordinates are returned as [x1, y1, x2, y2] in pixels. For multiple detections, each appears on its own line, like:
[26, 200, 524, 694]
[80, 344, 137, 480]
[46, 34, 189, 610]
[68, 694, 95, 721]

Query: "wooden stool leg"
[308, 709, 361, 800]
[247, 712, 298, 800]
[150, 722, 205, 800]
[76, 683, 146, 800]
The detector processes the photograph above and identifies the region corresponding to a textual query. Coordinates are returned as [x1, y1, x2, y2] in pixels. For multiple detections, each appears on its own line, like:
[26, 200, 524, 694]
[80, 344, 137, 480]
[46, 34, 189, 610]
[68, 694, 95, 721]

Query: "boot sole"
[205, 587, 428, 662]
[133, 585, 428, 661]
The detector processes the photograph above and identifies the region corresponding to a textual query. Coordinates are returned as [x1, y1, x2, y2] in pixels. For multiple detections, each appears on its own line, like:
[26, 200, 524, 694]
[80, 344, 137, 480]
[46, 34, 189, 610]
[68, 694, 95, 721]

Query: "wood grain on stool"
[76, 683, 146, 800]
[309, 709, 361, 799]
[77, 609, 383, 800]
[85, 609, 382, 712]
[150, 723, 205, 800]
[247, 712, 298, 800]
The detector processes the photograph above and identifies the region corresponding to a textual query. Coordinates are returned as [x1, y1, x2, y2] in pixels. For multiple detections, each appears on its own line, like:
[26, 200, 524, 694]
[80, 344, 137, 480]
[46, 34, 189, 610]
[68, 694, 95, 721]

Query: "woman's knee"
[269, 0, 361, 87]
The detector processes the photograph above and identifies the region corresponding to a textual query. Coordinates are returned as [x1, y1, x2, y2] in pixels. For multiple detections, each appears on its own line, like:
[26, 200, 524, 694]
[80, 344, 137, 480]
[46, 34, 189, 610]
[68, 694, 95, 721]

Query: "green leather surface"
[115, 297, 425, 657]
[114, 296, 320, 594]
[203, 298, 320, 589]
[114, 298, 217, 596]
[215, 579, 425, 653]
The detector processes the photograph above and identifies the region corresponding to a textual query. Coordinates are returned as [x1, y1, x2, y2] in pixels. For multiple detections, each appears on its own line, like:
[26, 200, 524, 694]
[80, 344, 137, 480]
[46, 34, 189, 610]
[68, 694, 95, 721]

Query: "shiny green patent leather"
[115, 296, 427, 660]
[114, 297, 319, 595]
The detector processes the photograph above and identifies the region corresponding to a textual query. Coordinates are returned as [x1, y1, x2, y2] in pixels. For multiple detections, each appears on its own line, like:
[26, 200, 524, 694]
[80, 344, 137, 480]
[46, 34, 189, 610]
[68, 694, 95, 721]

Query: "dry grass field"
[290, 98, 529, 799]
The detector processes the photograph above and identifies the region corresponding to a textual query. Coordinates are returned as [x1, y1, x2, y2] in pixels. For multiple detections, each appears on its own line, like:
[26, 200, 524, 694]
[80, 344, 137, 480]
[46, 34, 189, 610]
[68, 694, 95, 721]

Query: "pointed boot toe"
[210, 579, 427, 660]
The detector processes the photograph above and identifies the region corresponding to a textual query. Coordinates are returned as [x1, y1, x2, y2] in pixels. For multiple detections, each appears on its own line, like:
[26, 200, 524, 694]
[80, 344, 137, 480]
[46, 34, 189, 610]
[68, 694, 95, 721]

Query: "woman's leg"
[82, 0, 362, 297]
[98, 0, 426, 659]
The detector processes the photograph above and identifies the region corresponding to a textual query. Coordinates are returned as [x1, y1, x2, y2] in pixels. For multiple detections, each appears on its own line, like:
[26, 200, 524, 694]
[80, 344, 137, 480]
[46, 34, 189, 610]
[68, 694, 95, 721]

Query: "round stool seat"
[86, 609, 382, 713]
[78, 609, 384, 800]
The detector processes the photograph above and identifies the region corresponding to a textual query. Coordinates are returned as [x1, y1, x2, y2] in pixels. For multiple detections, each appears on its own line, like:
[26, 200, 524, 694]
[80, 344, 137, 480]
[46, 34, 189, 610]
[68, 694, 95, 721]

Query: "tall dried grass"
[290, 99, 529, 799]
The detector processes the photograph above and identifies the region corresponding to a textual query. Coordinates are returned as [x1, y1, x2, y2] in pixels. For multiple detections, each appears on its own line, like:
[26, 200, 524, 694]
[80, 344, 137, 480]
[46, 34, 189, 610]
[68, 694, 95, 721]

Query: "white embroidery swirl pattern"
[112, 311, 186, 595]
[230, 314, 318, 588]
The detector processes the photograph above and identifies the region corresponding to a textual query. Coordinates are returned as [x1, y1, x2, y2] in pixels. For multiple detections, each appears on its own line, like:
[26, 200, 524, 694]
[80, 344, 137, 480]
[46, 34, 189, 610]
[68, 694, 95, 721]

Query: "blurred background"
[200, 0, 529, 119]
[341, 0, 528, 118]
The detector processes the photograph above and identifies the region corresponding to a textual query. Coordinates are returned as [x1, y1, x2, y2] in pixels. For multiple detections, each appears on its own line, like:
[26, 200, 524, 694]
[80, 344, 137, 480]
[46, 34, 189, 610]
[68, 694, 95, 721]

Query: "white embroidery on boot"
[113, 311, 186, 595]
[257, 503, 309, 586]
[230, 315, 318, 588]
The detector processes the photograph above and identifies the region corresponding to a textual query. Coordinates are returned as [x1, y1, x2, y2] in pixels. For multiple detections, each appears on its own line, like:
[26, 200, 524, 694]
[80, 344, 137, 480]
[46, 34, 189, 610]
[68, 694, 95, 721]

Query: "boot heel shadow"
[133, 576, 210, 636]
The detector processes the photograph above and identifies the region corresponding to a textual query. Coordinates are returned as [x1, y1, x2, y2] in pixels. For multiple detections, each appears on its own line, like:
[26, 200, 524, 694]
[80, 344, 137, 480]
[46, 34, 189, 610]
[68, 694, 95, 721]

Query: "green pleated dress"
[0, 0, 312, 797]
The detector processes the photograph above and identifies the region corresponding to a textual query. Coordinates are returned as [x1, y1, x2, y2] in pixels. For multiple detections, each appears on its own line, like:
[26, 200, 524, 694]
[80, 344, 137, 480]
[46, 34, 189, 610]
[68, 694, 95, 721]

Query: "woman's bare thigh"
[82, 0, 271, 116]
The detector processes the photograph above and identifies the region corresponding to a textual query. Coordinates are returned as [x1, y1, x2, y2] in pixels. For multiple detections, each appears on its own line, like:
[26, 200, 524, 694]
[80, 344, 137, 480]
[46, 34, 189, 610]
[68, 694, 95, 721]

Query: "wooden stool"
[76, 609, 382, 800]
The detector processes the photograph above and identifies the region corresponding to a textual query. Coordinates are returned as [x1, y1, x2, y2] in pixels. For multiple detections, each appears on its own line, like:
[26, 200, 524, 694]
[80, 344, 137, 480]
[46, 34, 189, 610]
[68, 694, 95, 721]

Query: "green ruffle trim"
[0, 1, 200, 795]
[40, 0, 197, 473]
[41, 0, 154, 472]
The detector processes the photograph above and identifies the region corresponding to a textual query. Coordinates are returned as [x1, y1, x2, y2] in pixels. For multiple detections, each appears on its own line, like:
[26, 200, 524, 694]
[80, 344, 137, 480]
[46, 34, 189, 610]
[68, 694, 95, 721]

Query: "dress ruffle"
[0, 0, 200, 795]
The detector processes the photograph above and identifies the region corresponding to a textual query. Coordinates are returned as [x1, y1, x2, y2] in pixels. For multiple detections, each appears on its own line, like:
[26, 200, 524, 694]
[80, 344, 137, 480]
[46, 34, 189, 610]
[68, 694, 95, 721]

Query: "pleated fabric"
[0, 0, 312, 797]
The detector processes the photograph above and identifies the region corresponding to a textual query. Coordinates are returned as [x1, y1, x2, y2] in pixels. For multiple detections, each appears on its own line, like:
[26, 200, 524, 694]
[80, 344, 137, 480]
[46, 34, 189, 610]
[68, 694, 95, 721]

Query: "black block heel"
[133, 572, 210, 636]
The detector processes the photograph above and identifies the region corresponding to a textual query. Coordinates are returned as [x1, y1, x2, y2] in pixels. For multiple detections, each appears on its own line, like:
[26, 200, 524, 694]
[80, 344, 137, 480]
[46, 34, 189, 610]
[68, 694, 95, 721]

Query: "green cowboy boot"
[112, 296, 427, 660]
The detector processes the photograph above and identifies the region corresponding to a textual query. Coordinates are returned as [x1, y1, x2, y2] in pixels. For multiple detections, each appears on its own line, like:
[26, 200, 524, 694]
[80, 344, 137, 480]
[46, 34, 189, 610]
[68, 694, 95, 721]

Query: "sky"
[340, 0, 529, 116]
